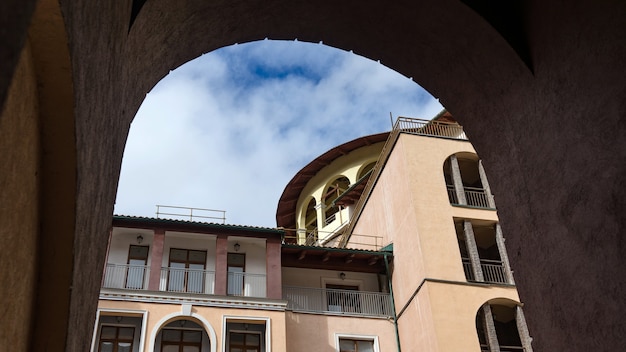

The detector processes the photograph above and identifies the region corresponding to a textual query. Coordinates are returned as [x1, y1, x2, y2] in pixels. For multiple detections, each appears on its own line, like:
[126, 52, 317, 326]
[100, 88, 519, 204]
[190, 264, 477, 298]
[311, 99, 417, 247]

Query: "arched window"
[155, 319, 211, 352]
[475, 302, 533, 352]
[323, 176, 350, 225]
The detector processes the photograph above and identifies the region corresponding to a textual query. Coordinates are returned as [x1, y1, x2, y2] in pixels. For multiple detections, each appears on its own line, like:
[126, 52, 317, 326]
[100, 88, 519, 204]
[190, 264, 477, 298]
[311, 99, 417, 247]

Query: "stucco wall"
[285, 312, 395, 352]
[0, 40, 39, 352]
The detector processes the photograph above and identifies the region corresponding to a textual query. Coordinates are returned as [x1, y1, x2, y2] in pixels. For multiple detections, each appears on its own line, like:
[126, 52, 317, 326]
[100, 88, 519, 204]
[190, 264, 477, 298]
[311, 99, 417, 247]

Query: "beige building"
[93, 112, 532, 352]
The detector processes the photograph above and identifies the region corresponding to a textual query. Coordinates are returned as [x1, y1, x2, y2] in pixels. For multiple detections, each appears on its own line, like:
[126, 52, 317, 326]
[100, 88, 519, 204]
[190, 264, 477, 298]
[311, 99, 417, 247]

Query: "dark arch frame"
[1, 1, 625, 351]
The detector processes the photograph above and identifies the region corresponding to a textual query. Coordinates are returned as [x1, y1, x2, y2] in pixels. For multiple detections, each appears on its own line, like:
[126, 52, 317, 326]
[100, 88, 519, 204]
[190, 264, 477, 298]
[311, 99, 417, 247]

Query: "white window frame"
[90, 308, 148, 352]
[334, 333, 380, 352]
[222, 315, 271, 352]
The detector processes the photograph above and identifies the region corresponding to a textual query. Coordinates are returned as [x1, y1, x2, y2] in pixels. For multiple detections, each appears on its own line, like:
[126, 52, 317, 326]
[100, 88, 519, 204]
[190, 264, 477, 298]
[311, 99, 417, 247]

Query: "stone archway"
[1, 1, 625, 351]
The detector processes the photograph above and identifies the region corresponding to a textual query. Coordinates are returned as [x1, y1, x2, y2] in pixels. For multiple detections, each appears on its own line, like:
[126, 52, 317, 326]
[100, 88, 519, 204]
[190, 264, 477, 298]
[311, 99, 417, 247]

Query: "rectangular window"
[98, 325, 134, 352]
[338, 338, 374, 352]
[228, 331, 261, 352]
[126, 245, 149, 289]
[227, 253, 245, 296]
[167, 248, 207, 293]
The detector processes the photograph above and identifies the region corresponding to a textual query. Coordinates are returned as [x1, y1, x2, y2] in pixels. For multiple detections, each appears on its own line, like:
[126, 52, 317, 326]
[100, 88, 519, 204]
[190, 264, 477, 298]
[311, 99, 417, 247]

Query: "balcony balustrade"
[103, 263, 150, 290]
[395, 116, 468, 140]
[283, 286, 392, 317]
[103, 265, 268, 298]
[462, 258, 509, 284]
[447, 185, 494, 209]
[160, 267, 215, 294]
[227, 272, 267, 298]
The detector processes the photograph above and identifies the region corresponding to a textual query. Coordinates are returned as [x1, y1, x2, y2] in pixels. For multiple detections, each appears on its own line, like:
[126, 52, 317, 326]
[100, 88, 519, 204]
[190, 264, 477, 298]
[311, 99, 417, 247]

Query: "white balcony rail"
[395, 117, 468, 140]
[160, 267, 215, 294]
[227, 272, 267, 298]
[283, 286, 393, 317]
[103, 264, 150, 290]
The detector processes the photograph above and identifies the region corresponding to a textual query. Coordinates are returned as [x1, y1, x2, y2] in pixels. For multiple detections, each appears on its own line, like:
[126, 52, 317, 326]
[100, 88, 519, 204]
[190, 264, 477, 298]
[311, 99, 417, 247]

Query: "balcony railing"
[228, 272, 267, 298]
[447, 185, 494, 209]
[283, 286, 392, 317]
[462, 258, 509, 284]
[103, 264, 150, 290]
[481, 345, 525, 352]
[160, 267, 215, 294]
[395, 117, 468, 140]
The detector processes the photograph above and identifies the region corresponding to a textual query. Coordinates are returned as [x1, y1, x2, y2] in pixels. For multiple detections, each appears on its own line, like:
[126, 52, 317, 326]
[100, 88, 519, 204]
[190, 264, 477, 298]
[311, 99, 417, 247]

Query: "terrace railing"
[395, 117, 468, 140]
[447, 185, 494, 209]
[103, 263, 150, 290]
[227, 272, 267, 298]
[283, 286, 392, 317]
[462, 258, 509, 284]
[160, 267, 215, 294]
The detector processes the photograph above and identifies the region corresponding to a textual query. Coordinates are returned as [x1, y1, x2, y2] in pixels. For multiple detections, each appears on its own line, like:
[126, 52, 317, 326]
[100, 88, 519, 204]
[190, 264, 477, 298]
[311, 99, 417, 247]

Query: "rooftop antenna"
[389, 112, 394, 129]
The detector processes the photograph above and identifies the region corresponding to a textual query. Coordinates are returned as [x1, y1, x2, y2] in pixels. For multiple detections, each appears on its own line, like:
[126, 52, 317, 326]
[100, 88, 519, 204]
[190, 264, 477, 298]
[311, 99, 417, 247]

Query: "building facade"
[93, 113, 532, 352]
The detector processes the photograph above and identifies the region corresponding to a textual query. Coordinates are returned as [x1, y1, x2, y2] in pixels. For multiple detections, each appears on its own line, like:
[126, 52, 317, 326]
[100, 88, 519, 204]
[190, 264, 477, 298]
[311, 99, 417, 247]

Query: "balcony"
[227, 272, 267, 298]
[447, 185, 494, 209]
[159, 267, 215, 294]
[103, 264, 267, 298]
[462, 258, 509, 284]
[103, 264, 149, 290]
[395, 116, 468, 140]
[283, 286, 393, 318]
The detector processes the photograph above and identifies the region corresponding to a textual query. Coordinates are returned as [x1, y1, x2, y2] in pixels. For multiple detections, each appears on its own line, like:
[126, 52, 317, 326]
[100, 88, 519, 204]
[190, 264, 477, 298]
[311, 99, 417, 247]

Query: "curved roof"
[275, 132, 390, 230]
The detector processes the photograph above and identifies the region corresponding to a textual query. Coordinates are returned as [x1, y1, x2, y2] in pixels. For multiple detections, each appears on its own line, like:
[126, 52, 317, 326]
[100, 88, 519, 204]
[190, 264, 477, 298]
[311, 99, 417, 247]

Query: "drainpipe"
[384, 253, 401, 352]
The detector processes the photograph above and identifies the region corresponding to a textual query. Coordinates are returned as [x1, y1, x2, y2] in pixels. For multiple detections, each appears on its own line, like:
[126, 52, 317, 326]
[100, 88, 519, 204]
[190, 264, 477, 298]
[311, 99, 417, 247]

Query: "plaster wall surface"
[282, 267, 380, 292]
[0, 40, 39, 352]
[285, 312, 395, 352]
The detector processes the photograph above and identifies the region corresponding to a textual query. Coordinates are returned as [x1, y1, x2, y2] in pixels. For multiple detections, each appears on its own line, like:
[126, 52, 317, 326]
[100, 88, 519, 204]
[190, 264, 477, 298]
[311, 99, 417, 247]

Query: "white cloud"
[114, 40, 443, 227]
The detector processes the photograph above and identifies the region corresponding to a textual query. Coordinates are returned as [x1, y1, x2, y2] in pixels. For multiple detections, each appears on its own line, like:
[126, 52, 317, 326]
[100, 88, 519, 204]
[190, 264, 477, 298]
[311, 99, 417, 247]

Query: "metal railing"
[156, 205, 226, 223]
[462, 258, 508, 284]
[227, 272, 267, 298]
[160, 267, 215, 294]
[446, 185, 494, 209]
[463, 187, 492, 208]
[482, 345, 525, 352]
[284, 230, 384, 251]
[283, 286, 392, 317]
[480, 261, 508, 284]
[395, 117, 468, 140]
[103, 264, 150, 290]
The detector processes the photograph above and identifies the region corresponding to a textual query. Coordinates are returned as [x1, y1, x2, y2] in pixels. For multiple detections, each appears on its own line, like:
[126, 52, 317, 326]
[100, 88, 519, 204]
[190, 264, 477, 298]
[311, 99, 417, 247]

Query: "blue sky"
[114, 40, 443, 227]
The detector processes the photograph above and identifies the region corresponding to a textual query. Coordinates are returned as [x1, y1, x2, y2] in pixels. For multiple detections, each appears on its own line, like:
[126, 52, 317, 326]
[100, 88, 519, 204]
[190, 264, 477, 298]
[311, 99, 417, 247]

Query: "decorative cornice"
[99, 288, 288, 311]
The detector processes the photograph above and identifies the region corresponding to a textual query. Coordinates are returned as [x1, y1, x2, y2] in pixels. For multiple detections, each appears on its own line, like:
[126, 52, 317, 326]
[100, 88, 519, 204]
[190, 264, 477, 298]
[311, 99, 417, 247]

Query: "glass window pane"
[162, 345, 179, 352]
[247, 334, 260, 346]
[170, 249, 188, 261]
[129, 245, 149, 260]
[227, 253, 245, 266]
[118, 327, 134, 339]
[100, 326, 116, 339]
[230, 332, 244, 344]
[339, 339, 355, 351]
[189, 250, 206, 263]
[183, 346, 200, 352]
[183, 330, 202, 342]
[357, 340, 374, 352]
[118, 342, 132, 352]
[100, 342, 114, 352]
[162, 329, 181, 342]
